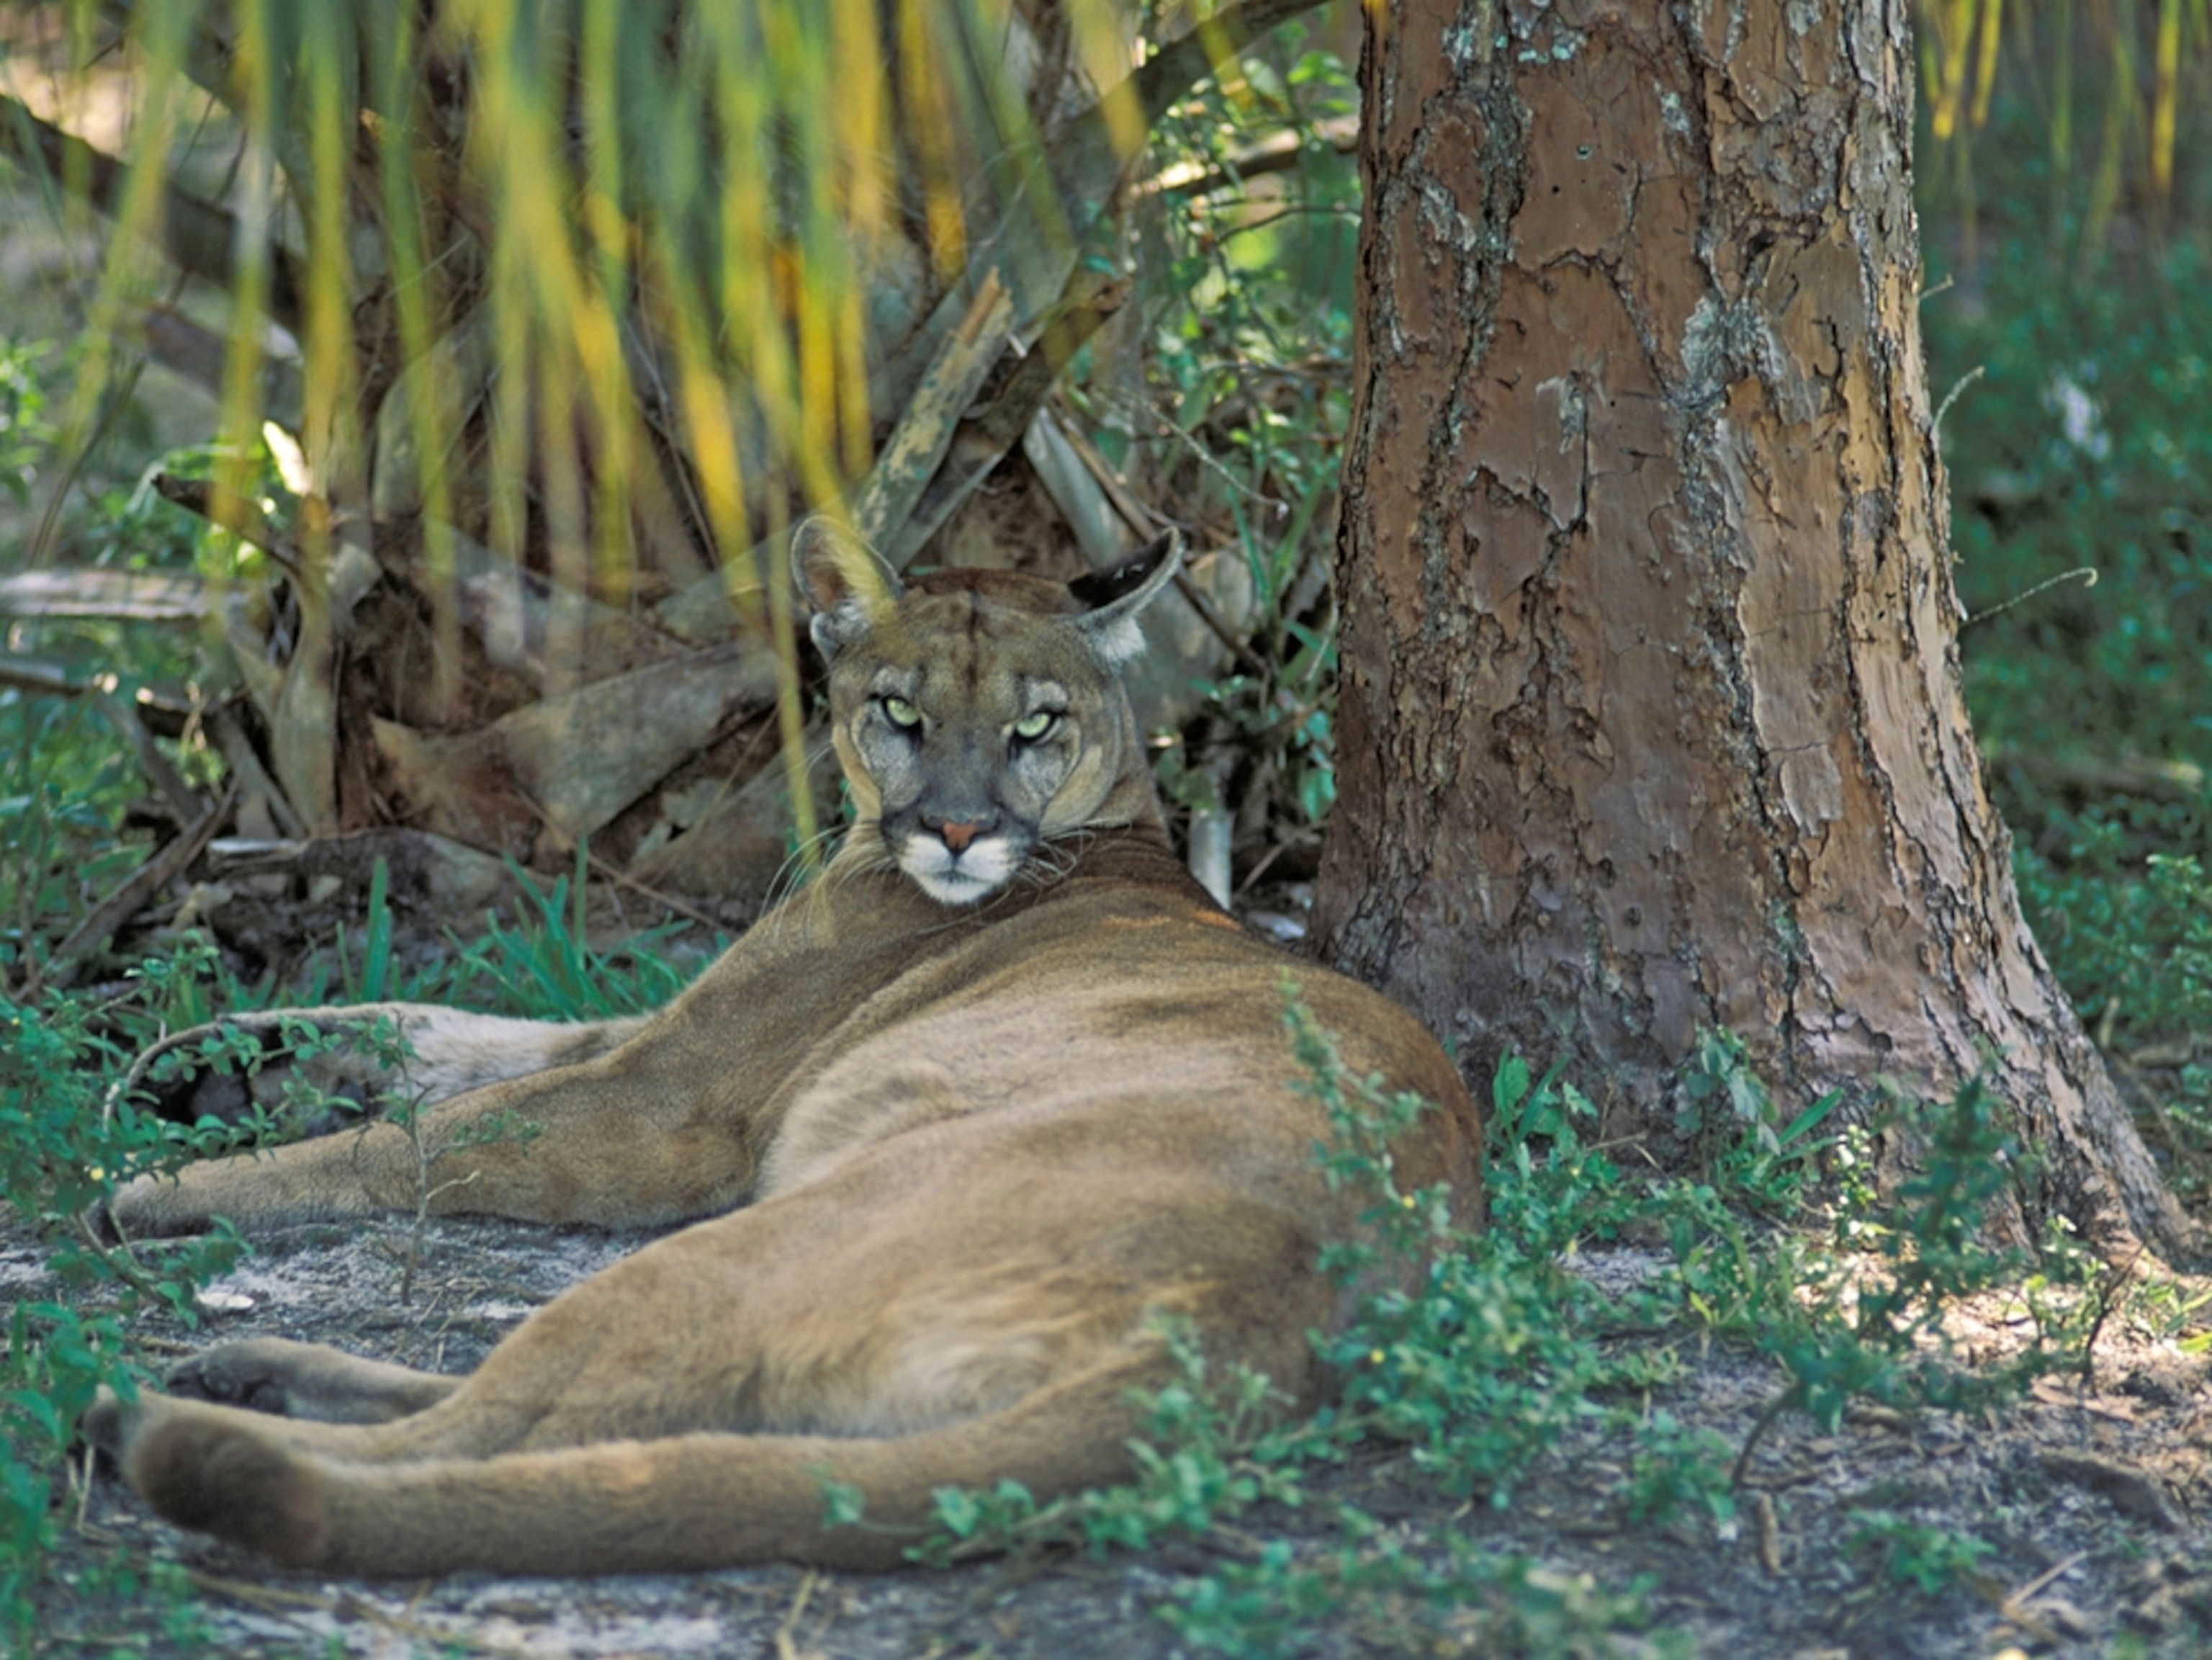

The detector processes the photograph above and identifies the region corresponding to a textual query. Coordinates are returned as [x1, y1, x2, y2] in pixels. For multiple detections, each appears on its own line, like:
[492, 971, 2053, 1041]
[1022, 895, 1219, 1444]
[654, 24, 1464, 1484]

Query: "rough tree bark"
[1313, 0, 2194, 1258]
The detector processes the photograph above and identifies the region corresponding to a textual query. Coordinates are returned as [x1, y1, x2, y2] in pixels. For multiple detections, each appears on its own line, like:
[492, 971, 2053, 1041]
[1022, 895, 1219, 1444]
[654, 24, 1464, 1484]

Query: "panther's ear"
[792, 517, 904, 660]
[1069, 529, 1184, 668]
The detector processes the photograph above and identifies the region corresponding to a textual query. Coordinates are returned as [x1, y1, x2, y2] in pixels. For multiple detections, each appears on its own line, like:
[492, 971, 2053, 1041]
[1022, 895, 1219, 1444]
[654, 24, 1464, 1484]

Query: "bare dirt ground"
[8, 1204, 2208, 1659]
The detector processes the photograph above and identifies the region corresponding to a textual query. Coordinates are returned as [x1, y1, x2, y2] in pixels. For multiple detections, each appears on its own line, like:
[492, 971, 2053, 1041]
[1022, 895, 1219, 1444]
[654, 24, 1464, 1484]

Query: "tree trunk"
[1314, 0, 2195, 1260]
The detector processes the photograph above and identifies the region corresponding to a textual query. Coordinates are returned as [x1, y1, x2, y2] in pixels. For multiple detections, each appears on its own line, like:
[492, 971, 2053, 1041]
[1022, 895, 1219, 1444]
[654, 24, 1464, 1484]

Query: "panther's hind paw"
[118, 1394, 331, 1566]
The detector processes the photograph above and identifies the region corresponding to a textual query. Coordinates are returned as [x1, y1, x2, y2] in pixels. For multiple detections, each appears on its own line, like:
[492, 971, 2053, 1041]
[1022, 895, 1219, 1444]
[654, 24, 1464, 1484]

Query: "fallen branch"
[1990, 744, 2204, 804]
[157, 471, 679, 691]
[143, 302, 302, 428]
[1146, 114, 1359, 199]
[40, 782, 236, 993]
[0, 650, 208, 820]
[206, 704, 307, 838]
[0, 93, 305, 334]
[91, 681, 205, 825]
[149, 474, 305, 580]
[0, 655, 197, 735]
[2037, 1450, 2188, 1533]
[850, 272, 1017, 554]
[0, 569, 210, 620]
[891, 259, 1132, 567]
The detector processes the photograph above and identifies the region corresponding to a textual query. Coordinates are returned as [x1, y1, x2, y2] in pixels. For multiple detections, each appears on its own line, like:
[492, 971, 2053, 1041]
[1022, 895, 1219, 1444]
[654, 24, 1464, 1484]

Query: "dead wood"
[2038, 1451, 2190, 1533]
[0, 568, 209, 622]
[40, 783, 235, 992]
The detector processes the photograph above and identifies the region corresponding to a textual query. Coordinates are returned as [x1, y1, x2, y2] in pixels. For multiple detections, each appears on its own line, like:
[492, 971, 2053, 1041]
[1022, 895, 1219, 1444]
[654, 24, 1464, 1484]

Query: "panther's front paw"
[167, 1342, 301, 1417]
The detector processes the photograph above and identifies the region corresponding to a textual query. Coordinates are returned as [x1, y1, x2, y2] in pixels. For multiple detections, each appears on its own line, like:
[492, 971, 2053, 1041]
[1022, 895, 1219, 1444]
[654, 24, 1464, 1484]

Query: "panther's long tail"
[98, 1356, 1152, 1576]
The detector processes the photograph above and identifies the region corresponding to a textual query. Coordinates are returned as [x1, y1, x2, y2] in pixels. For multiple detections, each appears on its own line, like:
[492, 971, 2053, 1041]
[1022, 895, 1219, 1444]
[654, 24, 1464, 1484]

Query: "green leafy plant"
[1483, 1052, 1645, 1257]
[375, 1019, 544, 1306]
[1928, 214, 2212, 1198]
[1165, 1532, 1686, 1660]
[0, 691, 157, 985]
[908, 1316, 1321, 1569]
[1298, 994, 1694, 1509]
[2015, 820, 2212, 1197]
[1677, 1028, 1844, 1216]
[1107, 24, 1362, 866]
[1684, 1071, 2101, 1490]
[1846, 1509, 1997, 1594]
[1621, 1412, 1737, 1531]
[0, 336, 56, 507]
[0, 961, 253, 1649]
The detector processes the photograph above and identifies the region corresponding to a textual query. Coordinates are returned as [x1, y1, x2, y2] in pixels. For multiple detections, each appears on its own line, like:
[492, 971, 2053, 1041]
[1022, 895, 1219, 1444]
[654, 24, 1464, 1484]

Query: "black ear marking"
[1069, 530, 1182, 610]
[1070, 529, 1184, 668]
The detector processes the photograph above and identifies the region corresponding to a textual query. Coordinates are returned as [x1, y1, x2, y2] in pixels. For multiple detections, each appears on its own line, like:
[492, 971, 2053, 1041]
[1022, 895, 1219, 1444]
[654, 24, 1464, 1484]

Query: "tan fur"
[90, 525, 1482, 1576]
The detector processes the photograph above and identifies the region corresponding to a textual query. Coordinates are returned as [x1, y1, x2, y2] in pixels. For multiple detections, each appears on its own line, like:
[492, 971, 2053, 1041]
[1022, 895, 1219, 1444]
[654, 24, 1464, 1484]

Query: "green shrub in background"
[2015, 815, 2212, 1196]
[1928, 166, 2212, 1195]
[1102, 24, 1359, 850]
[1938, 233, 2212, 782]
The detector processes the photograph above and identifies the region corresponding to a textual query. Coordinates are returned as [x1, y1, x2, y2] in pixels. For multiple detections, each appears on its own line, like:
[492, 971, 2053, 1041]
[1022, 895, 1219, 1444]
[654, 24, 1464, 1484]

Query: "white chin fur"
[899, 837, 1017, 907]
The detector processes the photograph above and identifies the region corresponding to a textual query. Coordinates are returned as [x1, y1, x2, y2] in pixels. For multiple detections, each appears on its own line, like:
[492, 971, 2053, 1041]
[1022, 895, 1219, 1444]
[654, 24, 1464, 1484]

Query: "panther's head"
[794, 519, 1184, 906]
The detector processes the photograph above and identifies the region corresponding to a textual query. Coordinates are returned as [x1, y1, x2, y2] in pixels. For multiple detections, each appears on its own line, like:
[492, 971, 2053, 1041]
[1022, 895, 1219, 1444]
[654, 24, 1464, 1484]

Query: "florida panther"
[87, 520, 1482, 1576]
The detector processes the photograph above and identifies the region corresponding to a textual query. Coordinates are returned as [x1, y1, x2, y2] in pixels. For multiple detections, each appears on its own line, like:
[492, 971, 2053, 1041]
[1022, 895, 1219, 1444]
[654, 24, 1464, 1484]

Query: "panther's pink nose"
[939, 821, 981, 853]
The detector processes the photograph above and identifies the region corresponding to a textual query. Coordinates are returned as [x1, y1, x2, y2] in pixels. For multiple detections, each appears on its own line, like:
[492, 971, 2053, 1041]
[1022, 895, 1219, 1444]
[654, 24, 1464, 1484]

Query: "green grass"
[0, 678, 710, 1648]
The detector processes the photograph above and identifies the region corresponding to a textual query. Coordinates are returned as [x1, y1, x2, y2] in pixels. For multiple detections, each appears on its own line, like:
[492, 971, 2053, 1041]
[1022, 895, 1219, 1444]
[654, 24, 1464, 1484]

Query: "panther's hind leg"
[166, 1337, 459, 1425]
[89, 1346, 1164, 1576]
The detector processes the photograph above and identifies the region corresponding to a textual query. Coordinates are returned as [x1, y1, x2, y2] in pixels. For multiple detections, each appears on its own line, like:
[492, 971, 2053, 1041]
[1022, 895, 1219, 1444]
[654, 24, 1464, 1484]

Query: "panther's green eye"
[1012, 709, 1059, 742]
[881, 695, 922, 730]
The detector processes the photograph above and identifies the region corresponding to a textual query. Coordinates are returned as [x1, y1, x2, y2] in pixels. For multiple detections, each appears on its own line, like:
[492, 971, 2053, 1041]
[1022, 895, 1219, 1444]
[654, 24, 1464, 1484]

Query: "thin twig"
[91, 683, 205, 823]
[773, 1567, 822, 1660]
[1730, 1386, 1799, 1490]
[1961, 1570, 2064, 1648]
[0, 92, 305, 333]
[1961, 565, 2098, 629]
[1145, 115, 1359, 199]
[150, 473, 306, 581]
[2076, 1245, 2143, 1386]
[1173, 568, 1272, 681]
[581, 847, 724, 933]
[2006, 1549, 2089, 1610]
[1933, 362, 1984, 436]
